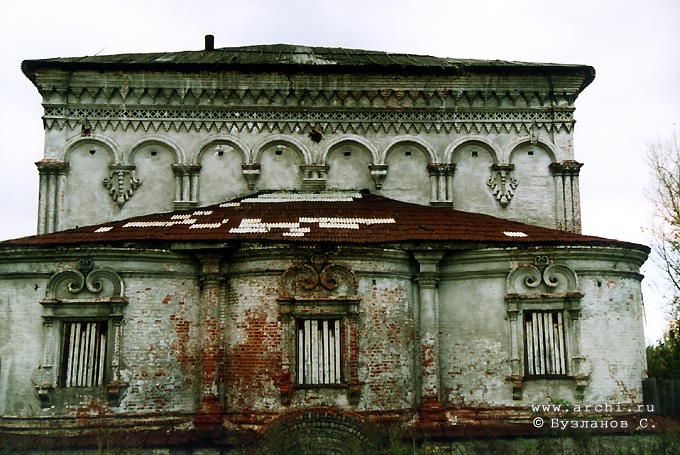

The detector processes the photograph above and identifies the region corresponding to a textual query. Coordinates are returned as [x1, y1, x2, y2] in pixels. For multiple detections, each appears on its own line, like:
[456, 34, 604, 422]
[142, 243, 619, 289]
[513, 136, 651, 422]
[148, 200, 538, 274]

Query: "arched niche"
[197, 141, 250, 204]
[63, 139, 116, 229]
[325, 141, 374, 190]
[125, 141, 177, 216]
[450, 141, 498, 215]
[256, 141, 305, 191]
[381, 142, 430, 203]
[508, 142, 556, 227]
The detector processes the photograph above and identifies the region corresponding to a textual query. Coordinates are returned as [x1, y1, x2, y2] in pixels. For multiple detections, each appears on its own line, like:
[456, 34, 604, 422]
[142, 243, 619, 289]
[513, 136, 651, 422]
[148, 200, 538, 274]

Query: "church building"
[0, 37, 650, 453]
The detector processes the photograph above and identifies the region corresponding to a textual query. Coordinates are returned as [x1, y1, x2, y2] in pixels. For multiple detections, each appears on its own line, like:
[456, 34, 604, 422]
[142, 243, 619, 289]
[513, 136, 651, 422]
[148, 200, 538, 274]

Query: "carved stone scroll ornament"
[487, 164, 518, 207]
[506, 257, 580, 296]
[280, 255, 358, 299]
[103, 163, 141, 207]
[46, 258, 125, 300]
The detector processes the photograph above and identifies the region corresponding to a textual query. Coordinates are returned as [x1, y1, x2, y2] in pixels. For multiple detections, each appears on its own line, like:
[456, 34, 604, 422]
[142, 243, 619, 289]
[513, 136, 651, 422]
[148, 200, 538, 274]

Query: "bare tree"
[646, 131, 680, 377]
[647, 131, 680, 321]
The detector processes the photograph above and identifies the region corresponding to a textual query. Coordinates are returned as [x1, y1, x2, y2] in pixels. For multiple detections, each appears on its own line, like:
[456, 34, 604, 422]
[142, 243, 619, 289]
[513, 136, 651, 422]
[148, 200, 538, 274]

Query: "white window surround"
[505, 258, 588, 400]
[38, 259, 127, 406]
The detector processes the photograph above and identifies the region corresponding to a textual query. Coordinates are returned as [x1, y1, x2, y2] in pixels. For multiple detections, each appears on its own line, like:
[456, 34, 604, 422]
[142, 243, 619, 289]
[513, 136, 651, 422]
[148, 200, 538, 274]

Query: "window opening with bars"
[60, 321, 108, 387]
[524, 311, 567, 376]
[297, 319, 342, 385]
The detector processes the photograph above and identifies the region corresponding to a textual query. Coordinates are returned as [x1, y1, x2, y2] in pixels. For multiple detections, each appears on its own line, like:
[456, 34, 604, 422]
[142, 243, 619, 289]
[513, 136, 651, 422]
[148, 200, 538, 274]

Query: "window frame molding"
[277, 254, 362, 404]
[38, 259, 127, 407]
[278, 297, 361, 401]
[505, 257, 588, 400]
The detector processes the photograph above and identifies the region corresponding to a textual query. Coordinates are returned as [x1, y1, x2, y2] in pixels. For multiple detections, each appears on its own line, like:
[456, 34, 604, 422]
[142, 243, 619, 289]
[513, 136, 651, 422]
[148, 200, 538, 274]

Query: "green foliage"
[646, 322, 680, 378]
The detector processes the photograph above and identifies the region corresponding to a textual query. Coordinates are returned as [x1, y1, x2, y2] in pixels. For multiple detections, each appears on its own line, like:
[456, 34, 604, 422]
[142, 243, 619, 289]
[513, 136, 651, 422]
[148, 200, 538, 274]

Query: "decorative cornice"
[42, 106, 576, 135]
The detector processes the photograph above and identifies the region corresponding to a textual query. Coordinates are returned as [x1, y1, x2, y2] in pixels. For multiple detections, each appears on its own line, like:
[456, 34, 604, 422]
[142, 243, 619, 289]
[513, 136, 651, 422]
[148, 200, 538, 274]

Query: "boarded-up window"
[524, 311, 567, 376]
[297, 319, 342, 385]
[60, 321, 108, 387]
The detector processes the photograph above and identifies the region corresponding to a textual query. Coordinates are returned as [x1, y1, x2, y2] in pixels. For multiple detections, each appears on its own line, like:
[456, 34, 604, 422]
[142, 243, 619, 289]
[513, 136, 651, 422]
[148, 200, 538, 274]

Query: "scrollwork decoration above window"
[45, 258, 125, 301]
[280, 254, 358, 299]
[506, 256, 580, 296]
[38, 259, 128, 407]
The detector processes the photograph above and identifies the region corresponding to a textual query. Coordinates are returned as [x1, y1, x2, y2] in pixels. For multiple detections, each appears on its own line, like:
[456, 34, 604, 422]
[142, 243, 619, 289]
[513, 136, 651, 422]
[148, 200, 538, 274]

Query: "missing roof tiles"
[189, 222, 223, 229]
[503, 231, 528, 237]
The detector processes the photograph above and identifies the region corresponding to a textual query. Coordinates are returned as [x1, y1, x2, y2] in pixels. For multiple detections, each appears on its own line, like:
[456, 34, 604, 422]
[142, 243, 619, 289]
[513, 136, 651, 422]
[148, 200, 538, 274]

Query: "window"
[60, 321, 109, 387]
[297, 319, 342, 385]
[506, 259, 586, 400]
[278, 256, 361, 403]
[524, 311, 567, 376]
[38, 260, 127, 406]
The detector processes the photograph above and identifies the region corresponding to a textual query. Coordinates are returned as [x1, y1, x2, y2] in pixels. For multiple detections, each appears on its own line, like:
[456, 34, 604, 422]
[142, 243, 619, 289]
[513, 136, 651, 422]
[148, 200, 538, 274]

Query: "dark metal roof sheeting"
[21, 44, 595, 86]
[2, 192, 648, 252]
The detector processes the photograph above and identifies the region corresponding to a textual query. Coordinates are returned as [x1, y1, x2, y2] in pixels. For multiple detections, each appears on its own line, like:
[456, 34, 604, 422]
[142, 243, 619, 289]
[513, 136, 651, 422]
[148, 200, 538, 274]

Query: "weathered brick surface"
[0, 45, 652, 451]
[120, 276, 201, 413]
[0, 244, 650, 449]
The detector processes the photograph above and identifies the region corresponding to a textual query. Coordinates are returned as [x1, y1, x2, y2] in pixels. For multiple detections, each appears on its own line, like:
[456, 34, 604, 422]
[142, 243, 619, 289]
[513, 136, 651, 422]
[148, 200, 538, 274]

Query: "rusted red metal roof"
[2, 191, 647, 251]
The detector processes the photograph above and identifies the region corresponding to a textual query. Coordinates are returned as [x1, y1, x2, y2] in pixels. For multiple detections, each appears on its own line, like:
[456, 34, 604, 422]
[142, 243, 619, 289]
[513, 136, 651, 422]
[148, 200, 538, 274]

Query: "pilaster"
[550, 161, 583, 233]
[300, 164, 329, 191]
[172, 164, 202, 210]
[427, 163, 455, 207]
[195, 252, 226, 426]
[35, 160, 70, 234]
[412, 251, 446, 408]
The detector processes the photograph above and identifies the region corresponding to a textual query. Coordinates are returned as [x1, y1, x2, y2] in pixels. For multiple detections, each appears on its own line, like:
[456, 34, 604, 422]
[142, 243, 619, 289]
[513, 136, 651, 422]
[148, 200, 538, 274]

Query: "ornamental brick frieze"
[41, 84, 579, 110]
[42, 106, 576, 135]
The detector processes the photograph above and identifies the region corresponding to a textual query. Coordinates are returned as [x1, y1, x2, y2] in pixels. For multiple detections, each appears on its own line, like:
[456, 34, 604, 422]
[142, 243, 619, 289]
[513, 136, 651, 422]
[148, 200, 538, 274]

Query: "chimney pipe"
[205, 34, 215, 51]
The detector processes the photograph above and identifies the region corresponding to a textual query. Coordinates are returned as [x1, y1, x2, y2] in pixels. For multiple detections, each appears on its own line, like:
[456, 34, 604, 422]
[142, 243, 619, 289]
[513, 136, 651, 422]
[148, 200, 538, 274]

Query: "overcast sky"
[1, 0, 679, 342]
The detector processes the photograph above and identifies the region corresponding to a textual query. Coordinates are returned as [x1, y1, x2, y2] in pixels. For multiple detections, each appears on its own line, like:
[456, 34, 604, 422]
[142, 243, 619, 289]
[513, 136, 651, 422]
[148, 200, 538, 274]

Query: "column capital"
[550, 160, 584, 175]
[196, 252, 226, 286]
[172, 163, 202, 175]
[427, 163, 455, 176]
[415, 272, 439, 288]
[412, 250, 446, 274]
[35, 159, 70, 175]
